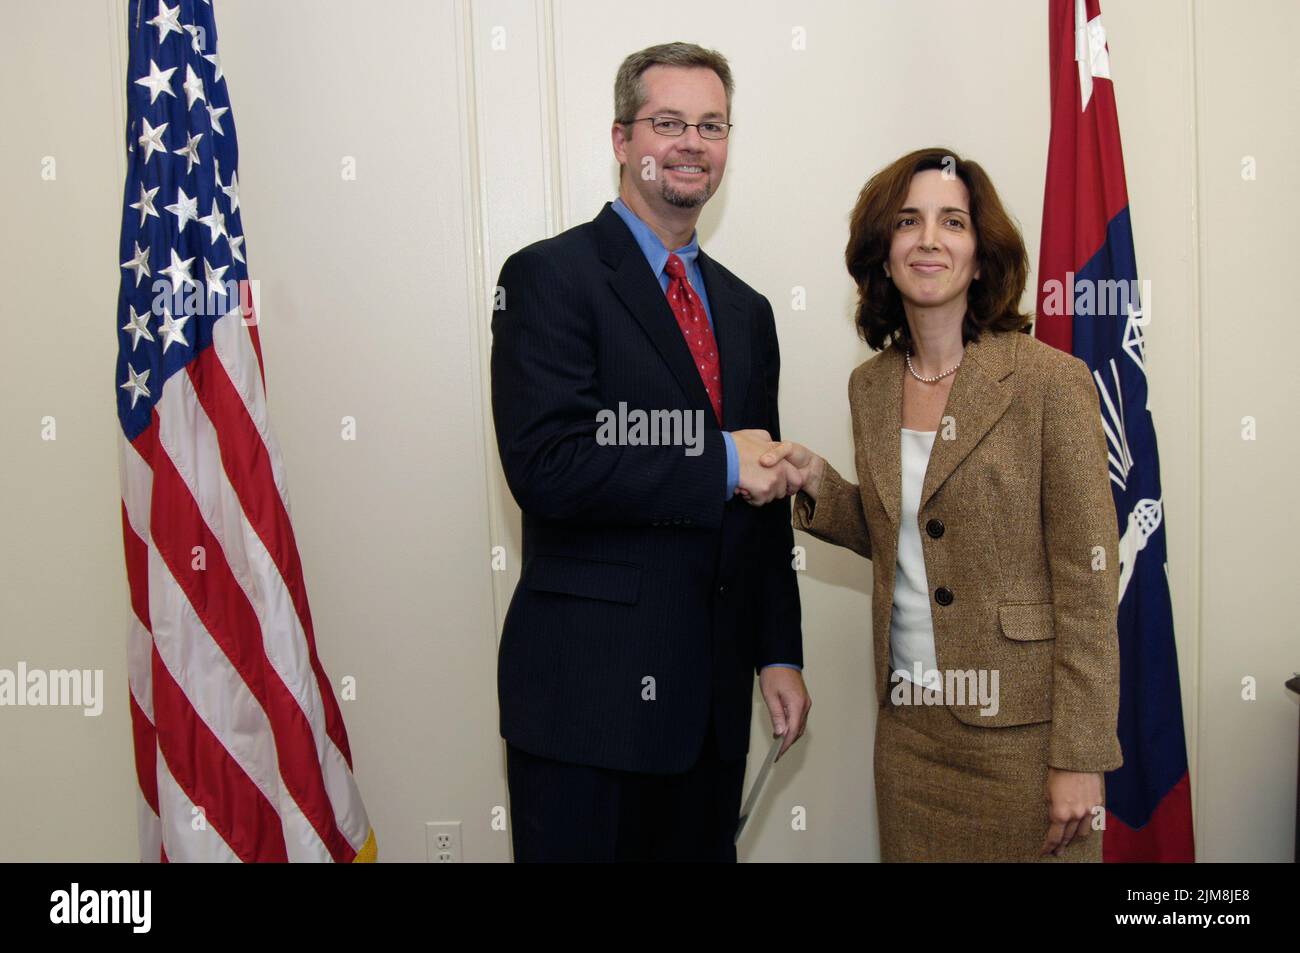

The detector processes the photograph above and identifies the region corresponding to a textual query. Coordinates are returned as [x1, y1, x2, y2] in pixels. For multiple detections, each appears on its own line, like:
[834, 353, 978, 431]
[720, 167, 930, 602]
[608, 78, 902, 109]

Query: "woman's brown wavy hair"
[845, 147, 1032, 352]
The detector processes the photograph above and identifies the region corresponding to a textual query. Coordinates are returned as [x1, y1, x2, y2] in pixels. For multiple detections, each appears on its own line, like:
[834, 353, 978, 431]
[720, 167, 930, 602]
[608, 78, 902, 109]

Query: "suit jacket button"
[926, 518, 945, 539]
[717, 584, 727, 598]
[934, 586, 953, 606]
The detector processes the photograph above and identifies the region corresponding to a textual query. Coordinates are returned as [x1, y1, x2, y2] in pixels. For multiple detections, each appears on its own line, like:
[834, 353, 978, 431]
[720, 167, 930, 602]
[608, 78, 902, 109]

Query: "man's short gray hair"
[613, 42, 734, 124]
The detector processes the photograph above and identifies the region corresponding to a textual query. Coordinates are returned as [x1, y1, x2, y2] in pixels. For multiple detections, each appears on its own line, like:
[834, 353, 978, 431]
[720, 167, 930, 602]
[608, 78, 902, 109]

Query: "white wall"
[1191, 0, 1300, 862]
[0, 0, 1293, 862]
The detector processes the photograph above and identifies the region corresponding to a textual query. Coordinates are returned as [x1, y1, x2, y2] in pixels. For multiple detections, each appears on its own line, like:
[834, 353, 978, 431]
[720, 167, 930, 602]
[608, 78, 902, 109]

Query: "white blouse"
[889, 427, 941, 689]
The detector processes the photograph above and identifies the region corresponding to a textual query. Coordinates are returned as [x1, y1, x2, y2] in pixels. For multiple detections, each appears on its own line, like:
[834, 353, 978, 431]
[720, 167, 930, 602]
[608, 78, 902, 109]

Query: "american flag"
[1036, 0, 1194, 861]
[115, 0, 375, 862]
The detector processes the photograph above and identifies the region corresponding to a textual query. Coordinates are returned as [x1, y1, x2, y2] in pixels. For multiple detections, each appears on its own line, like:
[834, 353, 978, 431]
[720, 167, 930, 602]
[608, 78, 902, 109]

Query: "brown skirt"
[874, 684, 1104, 862]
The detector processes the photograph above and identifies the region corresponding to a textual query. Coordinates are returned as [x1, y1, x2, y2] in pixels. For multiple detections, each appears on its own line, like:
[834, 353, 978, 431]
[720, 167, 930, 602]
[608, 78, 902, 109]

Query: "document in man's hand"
[733, 734, 784, 843]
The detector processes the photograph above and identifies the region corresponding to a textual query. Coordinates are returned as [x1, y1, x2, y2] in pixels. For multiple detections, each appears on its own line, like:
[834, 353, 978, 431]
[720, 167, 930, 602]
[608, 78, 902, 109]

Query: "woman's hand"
[1041, 767, 1103, 857]
[757, 442, 826, 500]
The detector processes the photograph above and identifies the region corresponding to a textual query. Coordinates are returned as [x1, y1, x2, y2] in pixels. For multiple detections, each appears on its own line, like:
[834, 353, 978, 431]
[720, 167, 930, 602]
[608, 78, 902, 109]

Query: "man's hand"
[759, 666, 811, 762]
[732, 429, 802, 504]
[1041, 767, 1103, 857]
[760, 441, 826, 501]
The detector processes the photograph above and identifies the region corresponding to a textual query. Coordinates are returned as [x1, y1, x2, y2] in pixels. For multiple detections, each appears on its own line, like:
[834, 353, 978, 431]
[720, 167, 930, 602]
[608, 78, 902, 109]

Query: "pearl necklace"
[905, 348, 963, 383]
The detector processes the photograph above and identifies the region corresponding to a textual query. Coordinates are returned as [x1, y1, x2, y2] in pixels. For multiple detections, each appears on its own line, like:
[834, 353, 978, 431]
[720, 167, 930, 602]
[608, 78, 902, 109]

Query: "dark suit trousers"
[506, 709, 747, 862]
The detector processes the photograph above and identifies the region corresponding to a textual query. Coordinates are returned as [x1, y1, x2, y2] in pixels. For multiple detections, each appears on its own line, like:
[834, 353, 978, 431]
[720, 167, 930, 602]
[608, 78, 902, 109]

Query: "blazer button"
[926, 518, 945, 539]
[717, 584, 727, 598]
[934, 586, 953, 606]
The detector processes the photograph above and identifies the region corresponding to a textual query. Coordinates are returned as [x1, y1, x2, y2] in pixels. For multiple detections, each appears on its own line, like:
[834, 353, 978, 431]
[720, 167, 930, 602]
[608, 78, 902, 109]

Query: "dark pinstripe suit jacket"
[489, 202, 802, 773]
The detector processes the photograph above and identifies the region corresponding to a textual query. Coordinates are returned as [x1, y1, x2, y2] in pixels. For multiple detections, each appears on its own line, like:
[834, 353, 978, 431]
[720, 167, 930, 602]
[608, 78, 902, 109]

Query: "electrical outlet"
[425, 821, 462, 862]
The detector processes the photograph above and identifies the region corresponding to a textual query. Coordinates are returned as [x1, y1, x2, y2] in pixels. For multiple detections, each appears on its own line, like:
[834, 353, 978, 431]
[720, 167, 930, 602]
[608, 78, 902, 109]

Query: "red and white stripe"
[119, 287, 373, 862]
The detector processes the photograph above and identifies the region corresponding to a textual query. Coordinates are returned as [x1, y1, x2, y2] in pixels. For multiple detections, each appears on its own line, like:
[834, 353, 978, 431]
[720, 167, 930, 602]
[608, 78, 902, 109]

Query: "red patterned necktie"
[663, 252, 722, 425]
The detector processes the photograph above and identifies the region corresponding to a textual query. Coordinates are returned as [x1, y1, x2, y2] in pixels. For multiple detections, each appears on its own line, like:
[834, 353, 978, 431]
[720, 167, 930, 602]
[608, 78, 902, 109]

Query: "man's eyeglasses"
[625, 116, 733, 140]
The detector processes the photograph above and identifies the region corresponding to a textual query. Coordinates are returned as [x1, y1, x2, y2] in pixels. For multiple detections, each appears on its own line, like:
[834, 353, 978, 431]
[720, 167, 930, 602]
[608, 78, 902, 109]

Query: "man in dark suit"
[489, 41, 809, 862]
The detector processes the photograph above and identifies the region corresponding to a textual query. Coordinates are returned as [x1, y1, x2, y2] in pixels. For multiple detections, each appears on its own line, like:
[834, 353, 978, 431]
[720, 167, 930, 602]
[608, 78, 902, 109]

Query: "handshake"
[732, 429, 825, 506]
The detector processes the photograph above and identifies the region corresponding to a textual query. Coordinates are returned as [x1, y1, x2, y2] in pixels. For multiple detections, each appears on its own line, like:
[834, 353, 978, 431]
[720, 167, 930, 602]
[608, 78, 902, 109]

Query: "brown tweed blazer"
[793, 328, 1123, 773]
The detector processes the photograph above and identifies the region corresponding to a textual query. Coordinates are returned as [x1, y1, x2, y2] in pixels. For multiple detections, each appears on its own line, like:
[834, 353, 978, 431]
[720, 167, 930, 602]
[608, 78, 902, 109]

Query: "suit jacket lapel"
[919, 330, 1016, 511]
[697, 249, 751, 431]
[861, 346, 903, 529]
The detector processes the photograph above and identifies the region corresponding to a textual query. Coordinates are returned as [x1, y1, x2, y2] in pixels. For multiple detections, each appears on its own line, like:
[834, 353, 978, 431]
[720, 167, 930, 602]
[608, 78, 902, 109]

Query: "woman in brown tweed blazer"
[761, 148, 1123, 861]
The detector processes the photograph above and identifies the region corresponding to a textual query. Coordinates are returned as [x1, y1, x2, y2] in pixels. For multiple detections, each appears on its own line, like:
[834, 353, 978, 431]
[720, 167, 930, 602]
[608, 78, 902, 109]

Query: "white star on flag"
[157, 306, 191, 352]
[203, 257, 229, 296]
[198, 198, 227, 242]
[137, 118, 168, 164]
[121, 305, 154, 349]
[130, 184, 160, 227]
[221, 169, 240, 212]
[183, 64, 206, 109]
[146, 1, 184, 44]
[173, 132, 203, 175]
[119, 363, 151, 409]
[159, 247, 197, 293]
[164, 186, 199, 231]
[204, 51, 223, 83]
[206, 102, 229, 135]
[135, 59, 177, 104]
[121, 241, 151, 286]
